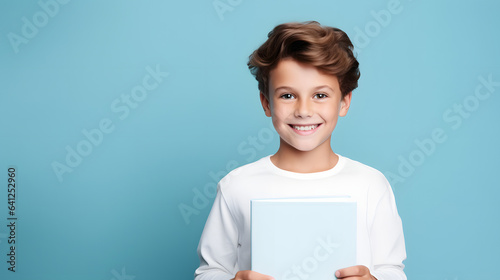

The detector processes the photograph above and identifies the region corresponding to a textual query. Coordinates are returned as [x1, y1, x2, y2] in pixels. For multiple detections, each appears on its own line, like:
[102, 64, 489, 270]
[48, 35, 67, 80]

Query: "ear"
[339, 92, 352, 117]
[260, 92, 272, 117]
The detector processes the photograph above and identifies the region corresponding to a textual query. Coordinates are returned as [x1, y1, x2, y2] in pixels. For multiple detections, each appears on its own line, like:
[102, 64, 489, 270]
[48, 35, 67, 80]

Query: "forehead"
[269, 58, 339, 91]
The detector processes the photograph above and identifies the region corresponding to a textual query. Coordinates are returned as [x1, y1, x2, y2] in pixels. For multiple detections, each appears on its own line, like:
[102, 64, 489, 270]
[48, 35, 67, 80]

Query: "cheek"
[271, 115, 283, 128]
[270, 106, 283, 120]
[322, 111, 339, 124]
[271, 112, 288, 130]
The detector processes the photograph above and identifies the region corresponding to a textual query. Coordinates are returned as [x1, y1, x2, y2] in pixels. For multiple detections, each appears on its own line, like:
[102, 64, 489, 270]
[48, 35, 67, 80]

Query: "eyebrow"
[273, 85, 334, 93]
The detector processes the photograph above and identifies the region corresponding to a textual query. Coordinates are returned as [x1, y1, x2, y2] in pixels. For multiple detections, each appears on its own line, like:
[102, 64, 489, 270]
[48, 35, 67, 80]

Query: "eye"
[314, 93, 328, 99]
[280, 93, 295, 99]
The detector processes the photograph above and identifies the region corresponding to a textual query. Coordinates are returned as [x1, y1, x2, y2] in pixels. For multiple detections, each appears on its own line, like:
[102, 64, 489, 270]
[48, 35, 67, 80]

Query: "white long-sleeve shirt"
[195, 154, 407, 280]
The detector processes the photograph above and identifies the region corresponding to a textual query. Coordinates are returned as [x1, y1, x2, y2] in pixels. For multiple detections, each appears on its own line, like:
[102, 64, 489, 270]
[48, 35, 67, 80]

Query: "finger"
[335, 265, 369, 278]
[234, 270, 275, 280]
[249, 270, 275, 280]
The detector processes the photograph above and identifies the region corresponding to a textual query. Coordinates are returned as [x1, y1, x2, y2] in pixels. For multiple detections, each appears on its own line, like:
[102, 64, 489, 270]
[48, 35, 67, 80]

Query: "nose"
[294, 98, 313, 118]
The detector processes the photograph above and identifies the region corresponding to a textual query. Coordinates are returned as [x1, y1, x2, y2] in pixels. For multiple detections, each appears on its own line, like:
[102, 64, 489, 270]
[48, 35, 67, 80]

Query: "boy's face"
[260, 57, 351, 153]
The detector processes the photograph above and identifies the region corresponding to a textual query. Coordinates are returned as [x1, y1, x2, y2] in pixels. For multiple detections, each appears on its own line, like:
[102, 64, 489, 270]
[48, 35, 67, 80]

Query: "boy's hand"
[231, 270, 275, 280]
[335, 265, 377, 280]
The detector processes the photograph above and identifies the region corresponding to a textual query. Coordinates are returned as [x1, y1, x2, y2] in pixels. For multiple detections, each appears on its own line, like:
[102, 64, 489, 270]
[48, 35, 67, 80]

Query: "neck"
[270, 138, 339, 173]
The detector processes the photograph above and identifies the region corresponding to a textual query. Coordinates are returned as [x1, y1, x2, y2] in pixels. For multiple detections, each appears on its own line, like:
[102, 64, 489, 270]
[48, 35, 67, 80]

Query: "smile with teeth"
[290, 124, 319, 131]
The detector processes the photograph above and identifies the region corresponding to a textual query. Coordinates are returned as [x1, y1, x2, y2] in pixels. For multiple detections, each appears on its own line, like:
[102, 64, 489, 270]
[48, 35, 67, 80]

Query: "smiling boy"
[195, 21, 406, 280]
[260, 57, 349, 173]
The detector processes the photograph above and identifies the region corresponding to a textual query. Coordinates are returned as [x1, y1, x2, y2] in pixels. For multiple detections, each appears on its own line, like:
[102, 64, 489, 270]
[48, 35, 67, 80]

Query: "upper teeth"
[293, 125, 318, 131]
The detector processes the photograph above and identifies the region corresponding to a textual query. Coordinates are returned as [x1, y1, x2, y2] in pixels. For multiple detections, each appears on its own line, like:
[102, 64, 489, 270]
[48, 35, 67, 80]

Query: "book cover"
[251, 197, 357, 280]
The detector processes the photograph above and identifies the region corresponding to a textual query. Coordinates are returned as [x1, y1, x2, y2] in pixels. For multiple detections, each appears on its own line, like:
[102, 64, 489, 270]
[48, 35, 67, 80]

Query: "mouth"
[289, 124, 321, 134]
[289, 124, 320, 130]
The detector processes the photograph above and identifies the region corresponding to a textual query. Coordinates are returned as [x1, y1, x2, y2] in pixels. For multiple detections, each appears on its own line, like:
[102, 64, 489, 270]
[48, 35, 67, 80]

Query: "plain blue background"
[1, 0, 499, 279]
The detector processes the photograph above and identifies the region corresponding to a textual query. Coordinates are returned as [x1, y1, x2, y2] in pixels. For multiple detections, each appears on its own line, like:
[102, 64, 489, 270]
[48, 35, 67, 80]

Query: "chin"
[287, 142, 321, 152]
[297, 146, 320, 152]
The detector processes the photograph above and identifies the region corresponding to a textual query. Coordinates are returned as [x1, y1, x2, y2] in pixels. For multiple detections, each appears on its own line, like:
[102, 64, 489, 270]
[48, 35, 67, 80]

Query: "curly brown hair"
[247, 21, 360, 100]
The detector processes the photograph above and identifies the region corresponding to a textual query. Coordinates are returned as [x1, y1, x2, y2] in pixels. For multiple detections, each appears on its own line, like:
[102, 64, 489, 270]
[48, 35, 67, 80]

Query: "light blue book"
[251, 197, 357, 280]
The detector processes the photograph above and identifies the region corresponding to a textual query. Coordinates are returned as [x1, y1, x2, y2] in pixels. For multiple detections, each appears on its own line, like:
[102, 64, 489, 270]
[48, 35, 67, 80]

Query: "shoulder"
[227, 155, 270, 177]
[340, 155, 392, 195]
[218, 155, 273, 191]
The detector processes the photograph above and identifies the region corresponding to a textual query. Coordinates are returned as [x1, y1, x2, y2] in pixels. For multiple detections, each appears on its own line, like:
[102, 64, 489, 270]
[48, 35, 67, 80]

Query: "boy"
[195, 21, 406, 280]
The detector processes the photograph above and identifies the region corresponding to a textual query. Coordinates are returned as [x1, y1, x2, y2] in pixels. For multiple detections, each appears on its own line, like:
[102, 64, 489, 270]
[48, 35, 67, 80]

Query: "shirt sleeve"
[369, 178, 407, 280]
[194, 184, 239, 280]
